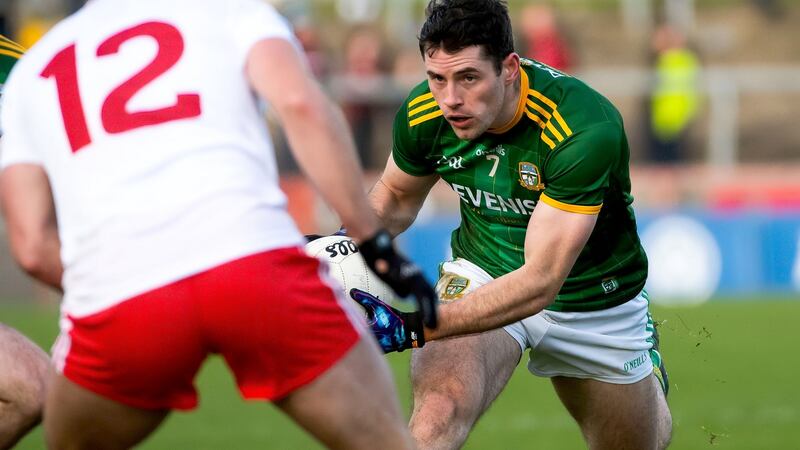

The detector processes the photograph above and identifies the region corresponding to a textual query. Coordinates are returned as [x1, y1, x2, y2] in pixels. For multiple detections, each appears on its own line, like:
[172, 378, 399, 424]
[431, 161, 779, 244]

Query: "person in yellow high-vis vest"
[647, 25, 701, 163]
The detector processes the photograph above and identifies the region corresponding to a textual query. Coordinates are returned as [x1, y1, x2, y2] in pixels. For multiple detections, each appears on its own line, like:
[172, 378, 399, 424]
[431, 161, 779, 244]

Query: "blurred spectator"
[391, 47, 425, 92]
[750, 0, 783, 20]
[269, 13, 331, 173]
[337, 25, 389, 168]
[645, 24, 701, 164]
[517, 3, 573, 72]
[293, 16, 330, 80]
[17, 17, 52, 48]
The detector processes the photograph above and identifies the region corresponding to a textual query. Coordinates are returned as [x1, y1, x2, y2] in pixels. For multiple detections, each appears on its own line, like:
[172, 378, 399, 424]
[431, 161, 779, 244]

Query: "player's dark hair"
[418, 0, 514, 74]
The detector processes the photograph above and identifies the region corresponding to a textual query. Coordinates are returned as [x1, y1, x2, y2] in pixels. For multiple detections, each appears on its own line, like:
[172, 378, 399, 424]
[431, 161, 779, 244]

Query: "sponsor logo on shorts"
[601, 278, 619, 294]
[438, 275, 470, 302]
[623, 353, 648, 372]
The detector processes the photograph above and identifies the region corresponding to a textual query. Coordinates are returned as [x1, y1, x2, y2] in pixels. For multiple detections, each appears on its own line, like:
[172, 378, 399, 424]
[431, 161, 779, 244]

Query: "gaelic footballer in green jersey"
[0, 35, 25, 135]
[393, 58, 647, 312]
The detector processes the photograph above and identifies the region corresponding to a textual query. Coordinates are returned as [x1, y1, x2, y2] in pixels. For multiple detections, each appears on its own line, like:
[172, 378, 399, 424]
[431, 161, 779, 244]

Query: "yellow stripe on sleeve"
[526, 98, 551, 119]
[0, 36, 25, 53]
[528, 90, 572, 138]
[0, 48, 22, 60]
[553, 111, 572, 136]
[409, 109, 443, 127]
[540, 194, 602, 215]
[408, 92, 434, 108]
[529, 89, 557, 110]
[546, 120, 564, 141]
[525, 110, 556, 149]
[408, 99, 439, 117]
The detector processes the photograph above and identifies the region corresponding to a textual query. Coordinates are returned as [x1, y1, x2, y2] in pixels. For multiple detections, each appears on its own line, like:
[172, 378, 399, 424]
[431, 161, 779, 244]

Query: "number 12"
[41, 21, 201, 153]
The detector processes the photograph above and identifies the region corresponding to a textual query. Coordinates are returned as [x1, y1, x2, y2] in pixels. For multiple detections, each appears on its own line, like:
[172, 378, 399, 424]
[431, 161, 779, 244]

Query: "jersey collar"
[487, 68, 529, 134]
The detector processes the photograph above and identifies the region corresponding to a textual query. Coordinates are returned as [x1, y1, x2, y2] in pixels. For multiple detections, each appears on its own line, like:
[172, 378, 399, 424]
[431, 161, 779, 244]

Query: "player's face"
[424, 46, 518, 140]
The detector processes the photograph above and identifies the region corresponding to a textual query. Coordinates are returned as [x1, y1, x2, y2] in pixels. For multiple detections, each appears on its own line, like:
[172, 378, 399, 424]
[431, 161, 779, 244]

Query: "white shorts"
[436, 258, 660, 385]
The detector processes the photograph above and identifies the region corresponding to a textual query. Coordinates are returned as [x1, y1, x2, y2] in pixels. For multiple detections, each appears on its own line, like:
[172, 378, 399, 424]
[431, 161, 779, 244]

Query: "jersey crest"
[518, 162, 545, 191]
[437, 274, 470, 302]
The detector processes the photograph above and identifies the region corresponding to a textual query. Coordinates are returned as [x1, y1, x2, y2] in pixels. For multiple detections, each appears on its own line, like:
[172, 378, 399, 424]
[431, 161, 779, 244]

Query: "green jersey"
[0, 36, 24, 135]
[392, 58, 647, 312]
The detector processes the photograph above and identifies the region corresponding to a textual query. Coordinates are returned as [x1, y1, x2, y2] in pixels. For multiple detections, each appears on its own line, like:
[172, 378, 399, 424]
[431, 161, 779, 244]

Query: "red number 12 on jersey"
[41, 21, 202, 153]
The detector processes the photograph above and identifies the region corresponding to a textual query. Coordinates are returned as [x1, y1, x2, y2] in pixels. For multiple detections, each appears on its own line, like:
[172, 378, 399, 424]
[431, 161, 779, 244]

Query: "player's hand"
[357, 229, 438, 329]
[350, 288, 424, 353]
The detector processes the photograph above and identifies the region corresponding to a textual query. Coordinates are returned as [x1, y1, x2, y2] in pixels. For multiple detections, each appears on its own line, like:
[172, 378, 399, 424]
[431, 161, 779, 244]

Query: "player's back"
[0, 0, 303, 317]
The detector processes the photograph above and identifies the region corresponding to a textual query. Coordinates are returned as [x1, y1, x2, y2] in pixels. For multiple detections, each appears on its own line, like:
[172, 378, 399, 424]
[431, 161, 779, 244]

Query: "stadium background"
[1, 0, 798, 448]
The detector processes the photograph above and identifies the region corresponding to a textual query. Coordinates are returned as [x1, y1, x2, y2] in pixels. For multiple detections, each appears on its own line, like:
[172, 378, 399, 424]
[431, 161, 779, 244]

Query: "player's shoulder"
[0, 35, 25, 83]
[521, 58, 623, 140]
[396, 80, 445, 137]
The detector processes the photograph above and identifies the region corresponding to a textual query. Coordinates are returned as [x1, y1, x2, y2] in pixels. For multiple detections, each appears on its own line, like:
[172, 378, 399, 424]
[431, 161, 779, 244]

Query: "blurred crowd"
[1, 0, 798, 169]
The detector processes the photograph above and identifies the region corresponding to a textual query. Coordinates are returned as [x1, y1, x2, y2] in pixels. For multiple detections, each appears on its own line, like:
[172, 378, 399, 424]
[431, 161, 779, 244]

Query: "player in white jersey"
[0, 0, 436, 448]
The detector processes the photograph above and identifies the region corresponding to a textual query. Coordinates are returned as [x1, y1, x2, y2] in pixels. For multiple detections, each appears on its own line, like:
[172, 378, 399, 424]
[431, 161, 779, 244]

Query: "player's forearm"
[367, 180, 420, 237]
[9, 231, 63, 292]
[425, 264, 559, 341]
[283, 99, 379, 241]
[0, 165, 64, 291]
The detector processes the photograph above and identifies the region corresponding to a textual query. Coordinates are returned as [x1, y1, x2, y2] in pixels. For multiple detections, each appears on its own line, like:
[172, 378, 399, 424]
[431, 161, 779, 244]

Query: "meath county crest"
[438, 275, 470, 302]
[518, 162, 544, 191]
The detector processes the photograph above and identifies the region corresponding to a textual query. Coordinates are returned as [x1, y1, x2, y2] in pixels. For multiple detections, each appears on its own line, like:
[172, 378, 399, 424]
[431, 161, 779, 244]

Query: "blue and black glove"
[350, 288, 424, 352]
[358, 229, 438, 329]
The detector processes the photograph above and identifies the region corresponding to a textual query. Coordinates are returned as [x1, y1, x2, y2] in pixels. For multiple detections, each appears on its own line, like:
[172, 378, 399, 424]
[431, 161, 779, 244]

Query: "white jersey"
[0, 0, 305, 317]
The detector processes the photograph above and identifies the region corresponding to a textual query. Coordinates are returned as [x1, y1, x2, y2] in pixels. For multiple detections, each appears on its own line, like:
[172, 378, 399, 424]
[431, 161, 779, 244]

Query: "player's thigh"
[552, 373, 668, 449]
[410, 328, 521, 412]
[275, 336, 413, 450]
[45, 373, 168, 450]
[201, 248, 364, 401]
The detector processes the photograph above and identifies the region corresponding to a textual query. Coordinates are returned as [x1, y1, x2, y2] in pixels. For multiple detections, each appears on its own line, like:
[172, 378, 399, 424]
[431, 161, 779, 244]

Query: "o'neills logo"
[518, 162, 545, 191]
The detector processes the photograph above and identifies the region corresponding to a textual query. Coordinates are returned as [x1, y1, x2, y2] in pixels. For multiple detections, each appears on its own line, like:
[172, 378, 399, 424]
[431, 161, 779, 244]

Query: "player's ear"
[501, 52, 520, 86]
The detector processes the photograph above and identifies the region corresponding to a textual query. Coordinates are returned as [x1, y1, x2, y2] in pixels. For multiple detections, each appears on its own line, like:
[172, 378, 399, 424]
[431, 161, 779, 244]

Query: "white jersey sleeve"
[227, 0, 299, 64]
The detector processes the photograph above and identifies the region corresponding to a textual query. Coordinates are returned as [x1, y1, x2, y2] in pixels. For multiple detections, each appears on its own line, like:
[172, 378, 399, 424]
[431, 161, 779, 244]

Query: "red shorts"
[53, 247, 362, 410]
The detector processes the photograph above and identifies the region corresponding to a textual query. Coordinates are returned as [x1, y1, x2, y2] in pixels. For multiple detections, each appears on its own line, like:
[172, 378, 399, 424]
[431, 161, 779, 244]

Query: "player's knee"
[657, 408, 673, 450]
[410, 391, 473, 449]
[0, 376, 46, 430]
[411, 380, 482, 435]
[0, 354, 49, 430]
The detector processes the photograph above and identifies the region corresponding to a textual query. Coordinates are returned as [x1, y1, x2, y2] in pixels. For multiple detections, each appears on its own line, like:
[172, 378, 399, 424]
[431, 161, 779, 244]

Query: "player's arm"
[247, 38, 439, 327]
[428, 202, 596, 339]
[0, 164, 63, 291]
[369, 154, 438, 237]
[245, 38, 379, 242]
[352, 202, 596, 349]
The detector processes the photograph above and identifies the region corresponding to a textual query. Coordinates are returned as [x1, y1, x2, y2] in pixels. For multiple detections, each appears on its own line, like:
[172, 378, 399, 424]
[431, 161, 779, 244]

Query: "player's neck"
[488, 75, 523, 134]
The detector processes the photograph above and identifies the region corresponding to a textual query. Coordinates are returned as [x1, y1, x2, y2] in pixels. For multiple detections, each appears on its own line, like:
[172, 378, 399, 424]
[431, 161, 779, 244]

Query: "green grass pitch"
[3, 297, 799, 449]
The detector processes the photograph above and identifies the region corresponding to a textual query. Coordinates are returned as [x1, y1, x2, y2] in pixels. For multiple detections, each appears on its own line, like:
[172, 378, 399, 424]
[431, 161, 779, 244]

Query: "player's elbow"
[274, 90, 326, 126]
[520, 263, 560, 308]
[11, 236, 50, 278]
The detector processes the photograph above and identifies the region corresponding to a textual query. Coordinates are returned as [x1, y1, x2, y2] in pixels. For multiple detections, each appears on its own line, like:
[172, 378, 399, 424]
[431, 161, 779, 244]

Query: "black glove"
[350, 288, 424, 352]
[358, 229, 438, 329]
